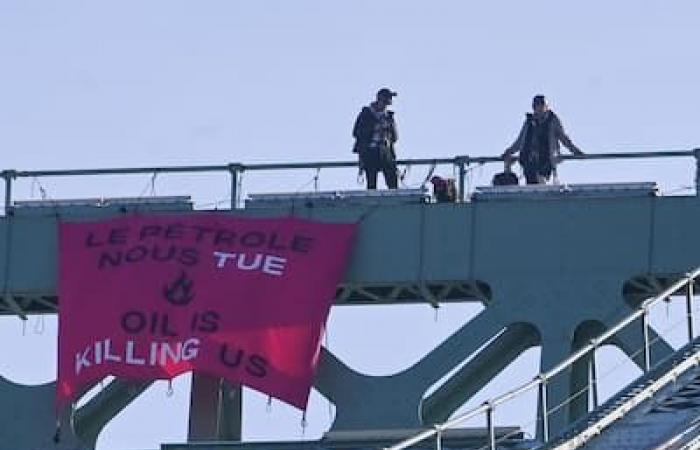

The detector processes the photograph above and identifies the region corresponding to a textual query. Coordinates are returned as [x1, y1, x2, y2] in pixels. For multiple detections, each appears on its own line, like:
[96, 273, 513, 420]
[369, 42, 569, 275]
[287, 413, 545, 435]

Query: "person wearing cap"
[352, 88, 399, 189]
[502, 95, 584, 184]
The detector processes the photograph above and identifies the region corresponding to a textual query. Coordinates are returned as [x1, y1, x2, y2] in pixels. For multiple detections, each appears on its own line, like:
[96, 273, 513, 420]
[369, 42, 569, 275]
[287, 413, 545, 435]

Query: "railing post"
[589, 342, 599, 410]
[539, 376, 549, 443]
[642, 307, 651, 372]
[486, 402, 496, 450]
[694, 148, 700, 196]
[2, 170, 14, 215]
[228, 164, 241, 210]
[456, 156, 468, 202]
[687, 277, 695, 342]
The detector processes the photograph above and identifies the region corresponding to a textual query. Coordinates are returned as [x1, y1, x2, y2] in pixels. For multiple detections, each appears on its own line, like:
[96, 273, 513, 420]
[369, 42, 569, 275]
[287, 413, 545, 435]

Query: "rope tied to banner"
[166, 380, 174, 397]
[53, 402, 76, 444]
[295, 168, 323, 193]
[53, 419, 61, 443]
[400, 164, 410, 185]
[420, 161, 437, 190]
[30, 176, 49, 201]
[313, 167, 320, 192]
[34, 315, 45, 334]
[137, 171, 159, 199]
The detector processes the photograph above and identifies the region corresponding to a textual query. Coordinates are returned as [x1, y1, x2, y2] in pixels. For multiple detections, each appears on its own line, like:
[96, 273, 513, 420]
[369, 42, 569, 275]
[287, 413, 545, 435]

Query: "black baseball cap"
[377, 88, 398, 98]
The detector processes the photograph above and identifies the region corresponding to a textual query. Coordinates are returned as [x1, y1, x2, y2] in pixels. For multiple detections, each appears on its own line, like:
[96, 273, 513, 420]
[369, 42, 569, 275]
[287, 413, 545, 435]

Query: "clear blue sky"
[1, 1, 699, 449]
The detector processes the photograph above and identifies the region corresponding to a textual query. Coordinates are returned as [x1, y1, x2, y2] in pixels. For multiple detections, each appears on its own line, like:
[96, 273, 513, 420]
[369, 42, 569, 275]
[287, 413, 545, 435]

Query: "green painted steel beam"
[1, 194, 700, 306]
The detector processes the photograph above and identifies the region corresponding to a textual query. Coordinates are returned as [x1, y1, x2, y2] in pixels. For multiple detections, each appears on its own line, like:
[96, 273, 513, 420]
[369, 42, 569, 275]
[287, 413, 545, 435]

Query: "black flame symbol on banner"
[163, 271, 195, 306]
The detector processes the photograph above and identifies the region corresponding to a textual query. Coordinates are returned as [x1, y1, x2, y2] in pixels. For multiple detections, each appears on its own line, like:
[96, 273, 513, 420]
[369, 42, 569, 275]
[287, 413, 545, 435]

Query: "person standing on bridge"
[352, 88, 399, 190]
[502, 95, 584, 184]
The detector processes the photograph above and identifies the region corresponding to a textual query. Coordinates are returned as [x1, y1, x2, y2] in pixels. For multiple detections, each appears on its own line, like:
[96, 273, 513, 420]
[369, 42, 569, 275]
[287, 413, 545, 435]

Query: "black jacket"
[352, 106, 398, 154]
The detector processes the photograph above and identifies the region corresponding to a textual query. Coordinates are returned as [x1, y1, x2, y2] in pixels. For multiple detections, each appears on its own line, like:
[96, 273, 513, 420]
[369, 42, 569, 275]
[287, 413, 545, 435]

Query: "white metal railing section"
[384, 267, 700, 450]
[548, 336, 700, 450]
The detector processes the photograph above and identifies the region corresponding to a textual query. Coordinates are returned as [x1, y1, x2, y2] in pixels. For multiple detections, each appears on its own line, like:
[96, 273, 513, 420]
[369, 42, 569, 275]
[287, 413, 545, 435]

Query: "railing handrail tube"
[2, 149, 696, 179]
[490, 378, 542, 409]
[562, 150, 694, 160]
[385, 266, 700, 450]
[387, 426, 446, 450]
[440, 403, 491, 432]
[7, 157, 461, 179]
[9, 165, 232, 178]
[387, 403, 493, 450]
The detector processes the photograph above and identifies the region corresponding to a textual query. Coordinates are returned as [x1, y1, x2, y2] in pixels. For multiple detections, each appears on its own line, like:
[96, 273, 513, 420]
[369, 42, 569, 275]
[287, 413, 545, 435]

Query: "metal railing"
[1, 149, 700, 215]
[384, 267, 700, 450]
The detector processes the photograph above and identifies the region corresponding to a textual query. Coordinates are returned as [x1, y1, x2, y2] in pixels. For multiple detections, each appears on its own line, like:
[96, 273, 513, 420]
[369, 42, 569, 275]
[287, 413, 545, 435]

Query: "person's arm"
[554, 115, 584, 155]
[502, 120, 527, 159]
[387, 111, 398, 159]
[388, 111, 398, 144]
[352, 108, 370, 154]
[352, 108, 368, 139]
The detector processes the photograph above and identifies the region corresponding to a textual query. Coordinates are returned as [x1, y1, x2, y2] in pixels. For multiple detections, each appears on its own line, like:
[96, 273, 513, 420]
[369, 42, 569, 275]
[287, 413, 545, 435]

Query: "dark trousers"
[521, 148, 553, 185]
[361, 146, 398, 189]
[523, 169, 543, 184]
[365, 166, 398, 189]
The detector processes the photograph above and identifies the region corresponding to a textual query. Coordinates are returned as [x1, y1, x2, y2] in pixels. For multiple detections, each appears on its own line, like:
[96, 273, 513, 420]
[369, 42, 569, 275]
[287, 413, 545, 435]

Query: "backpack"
[430, 176, 457, 202]
[492, 171, 519, 186]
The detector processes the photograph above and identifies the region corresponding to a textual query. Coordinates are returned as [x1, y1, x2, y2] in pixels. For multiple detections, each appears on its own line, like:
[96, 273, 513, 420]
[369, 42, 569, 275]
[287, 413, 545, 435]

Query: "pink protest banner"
[57, 214, 356, 409]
